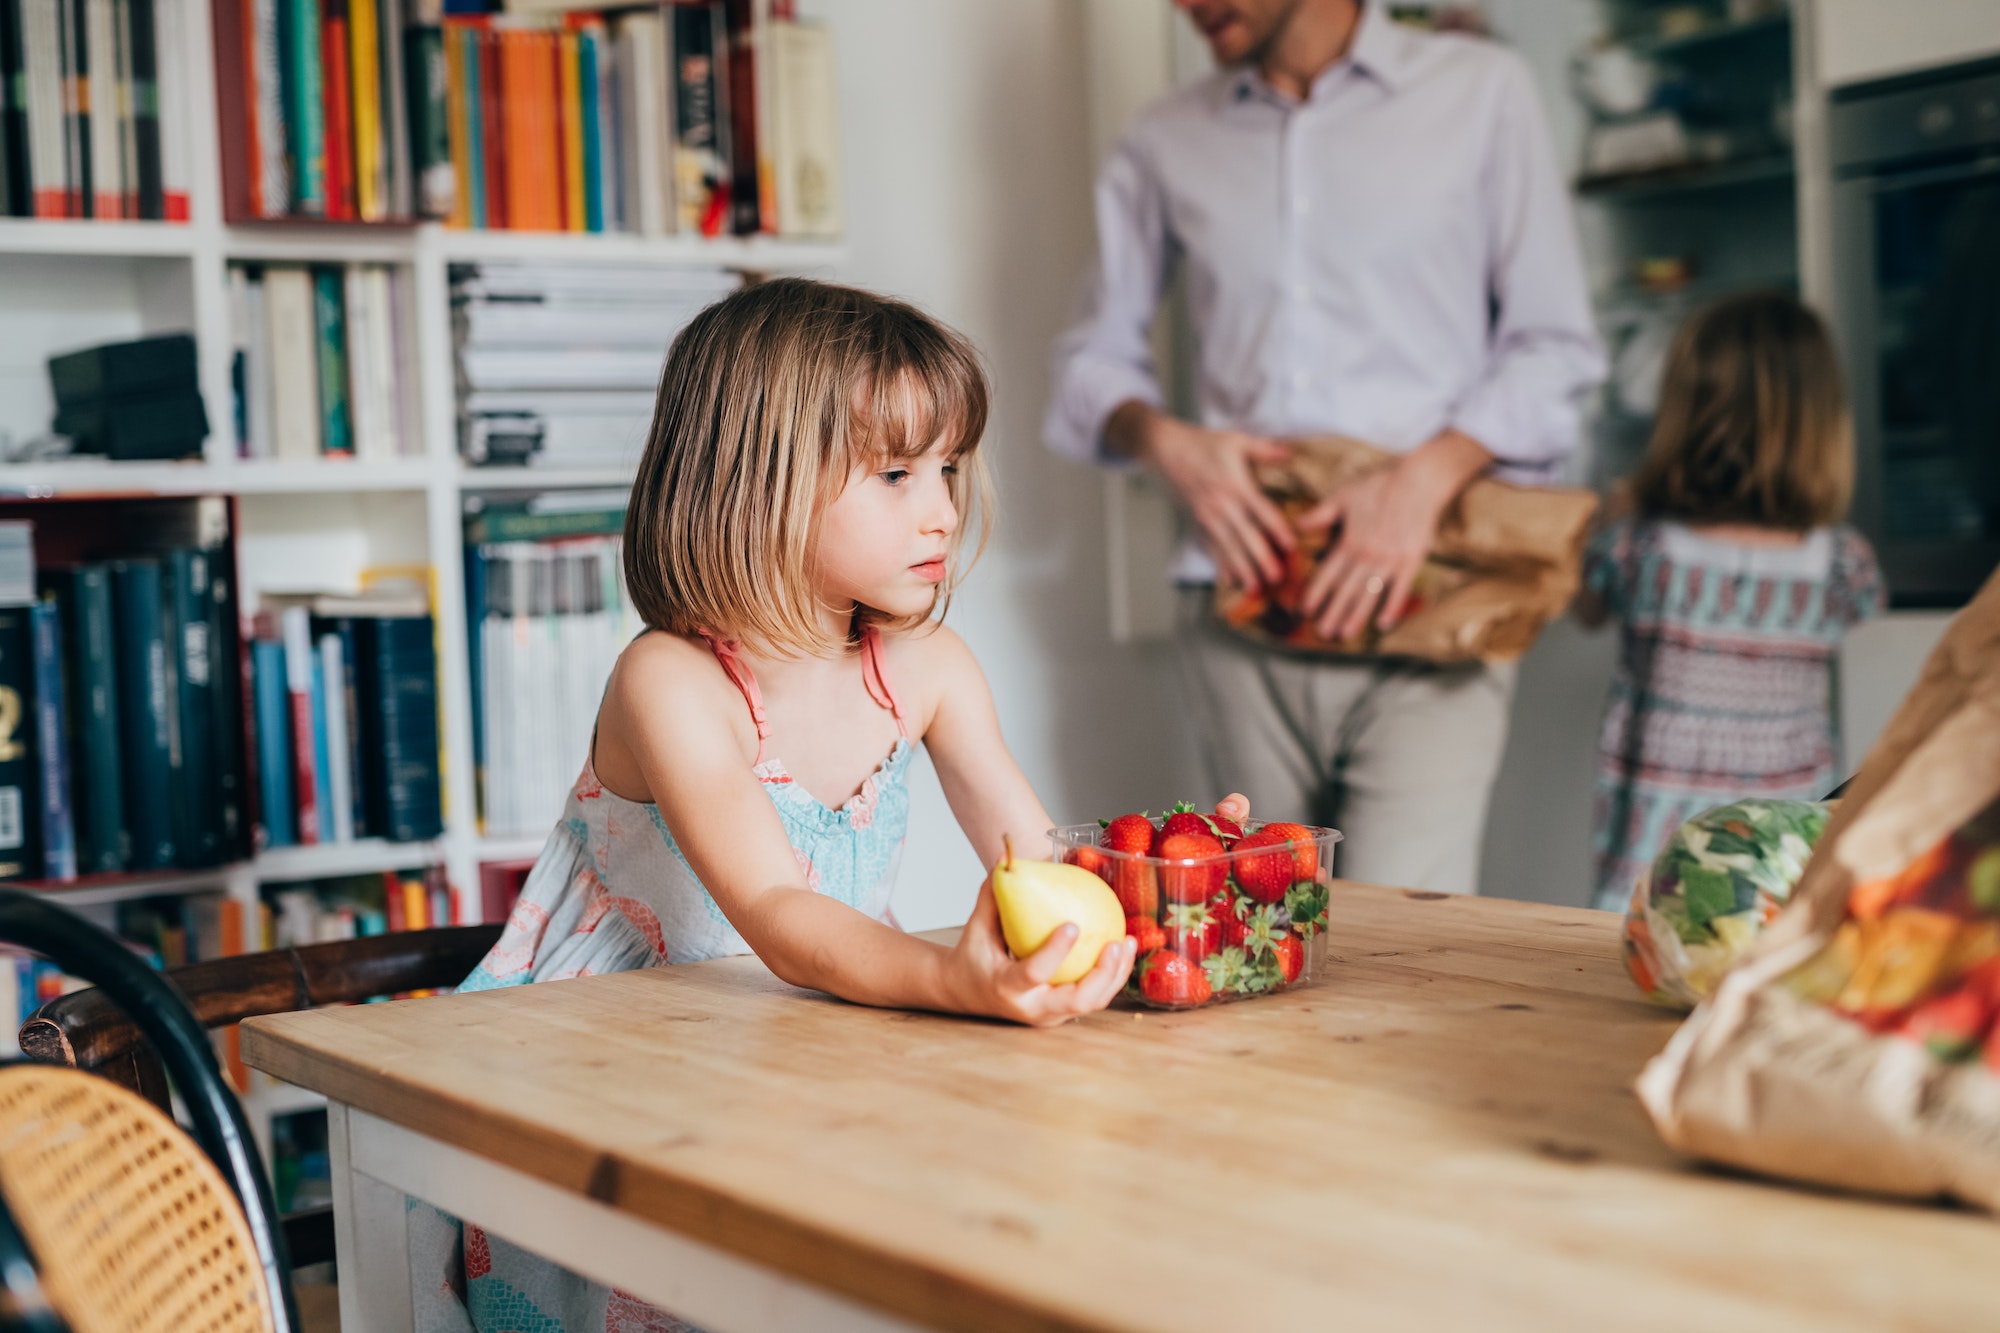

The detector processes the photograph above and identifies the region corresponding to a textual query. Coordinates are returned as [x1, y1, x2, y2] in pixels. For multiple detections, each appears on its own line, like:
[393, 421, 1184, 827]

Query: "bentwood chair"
[0, 889, 298, 1333]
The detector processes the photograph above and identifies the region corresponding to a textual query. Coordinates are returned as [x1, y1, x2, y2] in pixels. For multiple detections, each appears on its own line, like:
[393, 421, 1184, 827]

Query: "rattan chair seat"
[0, 1065, 273, 1333]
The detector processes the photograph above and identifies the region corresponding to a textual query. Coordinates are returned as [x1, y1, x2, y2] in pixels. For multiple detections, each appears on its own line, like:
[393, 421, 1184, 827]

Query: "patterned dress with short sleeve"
[409, 628, 913, 1333]
[1585, 518, 1882, 912]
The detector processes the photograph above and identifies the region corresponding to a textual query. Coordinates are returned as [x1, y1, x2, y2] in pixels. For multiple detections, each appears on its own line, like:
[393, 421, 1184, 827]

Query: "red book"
[280, 608, 321, 845]
[210, 0, 257, 220]
[321, 0, 355, 221]
[478, 25, 504, 228]
[479, 859, 533, 925]
[383, 870, 407, 932]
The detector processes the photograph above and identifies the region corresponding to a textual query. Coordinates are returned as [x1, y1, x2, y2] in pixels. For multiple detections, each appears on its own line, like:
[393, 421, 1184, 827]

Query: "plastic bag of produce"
[1637, 568, 2000, 1209]
[1623, 800, 1829, 1010]
[1214, 436, 1598, 664]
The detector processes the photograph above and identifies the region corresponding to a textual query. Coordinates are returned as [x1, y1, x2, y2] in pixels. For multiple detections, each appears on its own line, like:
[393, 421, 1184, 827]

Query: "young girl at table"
[1577, 291, 1881, 911]
[412, 277, 1244, 1333]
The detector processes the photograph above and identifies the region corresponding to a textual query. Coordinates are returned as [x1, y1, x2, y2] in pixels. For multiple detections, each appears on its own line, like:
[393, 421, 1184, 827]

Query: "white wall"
[824, 0, 1199, 930]
[1814, 0, 2000, 88]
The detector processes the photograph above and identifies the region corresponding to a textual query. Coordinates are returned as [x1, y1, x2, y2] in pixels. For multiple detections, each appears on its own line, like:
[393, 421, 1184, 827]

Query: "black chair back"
[0, 890, 297, 1333]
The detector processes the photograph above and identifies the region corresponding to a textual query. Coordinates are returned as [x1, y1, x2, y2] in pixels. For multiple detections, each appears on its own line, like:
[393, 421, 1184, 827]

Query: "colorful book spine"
[576, 23, 601, 233]
[315, 628, 352, 842]
[22, 0, 65, 216]
[109, 558, 174, 870]
[0, 0, 30, 215]
[476, 21, 499, 227]
[439, 15, 466, 227]
[166, 549, 219, 867]
[310, 266, 352, 455]
[250, 0, 289, 214]
[153, 0, 185, 216]
[29, 600, 75, 882]
[250, 637, 294, 848]
[318, 0, 350, 219]
[127, 0, 161, 216]
[346, 0, 378, 219]
[62, 0, 90, 216]
[307, 645, 330, 838]
[278, 0, 324, 213]
[58, 566, 125, 873]
[556, 25, 580, 232]
[357, 615, 441, 842]
[278, 605, 318, 844]
[405, 19, 448, 218]
[0, 607, 39, 882]
[208, 548, 247, 860]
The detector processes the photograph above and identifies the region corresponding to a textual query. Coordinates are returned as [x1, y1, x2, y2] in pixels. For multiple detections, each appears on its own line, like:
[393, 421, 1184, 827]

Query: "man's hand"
[1106, 401, 1295, 589]
[1298, 430, 1493, 642]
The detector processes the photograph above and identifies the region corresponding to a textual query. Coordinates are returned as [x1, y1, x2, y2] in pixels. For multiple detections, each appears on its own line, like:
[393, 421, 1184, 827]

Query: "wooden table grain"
[242, 883, 1994, 1333]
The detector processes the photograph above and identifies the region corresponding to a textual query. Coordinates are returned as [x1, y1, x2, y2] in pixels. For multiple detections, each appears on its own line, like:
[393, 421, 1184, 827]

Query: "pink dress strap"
[696, 630, 773, 767]
[860, 625, 910, 739]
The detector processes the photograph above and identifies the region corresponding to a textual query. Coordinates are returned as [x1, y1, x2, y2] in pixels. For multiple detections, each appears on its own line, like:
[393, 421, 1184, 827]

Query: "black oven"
[1831, 56, 2000, 607]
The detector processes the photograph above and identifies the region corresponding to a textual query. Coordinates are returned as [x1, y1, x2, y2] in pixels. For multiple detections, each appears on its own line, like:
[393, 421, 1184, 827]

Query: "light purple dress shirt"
[1045, 5, 1606, 582]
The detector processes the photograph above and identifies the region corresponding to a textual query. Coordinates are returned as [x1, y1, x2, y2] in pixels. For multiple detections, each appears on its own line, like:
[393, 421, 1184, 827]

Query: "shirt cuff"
[1047, 362, 1166, 469]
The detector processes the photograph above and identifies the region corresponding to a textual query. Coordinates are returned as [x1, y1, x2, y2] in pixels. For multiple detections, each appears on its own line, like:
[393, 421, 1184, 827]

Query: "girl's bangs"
[853, 345, 988, 467]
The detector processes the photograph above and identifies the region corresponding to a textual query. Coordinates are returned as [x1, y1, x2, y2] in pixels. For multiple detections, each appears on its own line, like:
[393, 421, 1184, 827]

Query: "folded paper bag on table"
[1638, 565, 2000, 1209]
[1215, 436, 1599, 664]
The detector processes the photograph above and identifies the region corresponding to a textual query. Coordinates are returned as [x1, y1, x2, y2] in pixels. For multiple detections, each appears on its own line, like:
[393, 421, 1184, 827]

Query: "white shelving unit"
[0, 0, 841, 1162]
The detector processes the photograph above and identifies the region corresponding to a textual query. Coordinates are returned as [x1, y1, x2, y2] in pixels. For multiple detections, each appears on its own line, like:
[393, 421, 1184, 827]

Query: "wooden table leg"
[335, 1105, 926, 1333]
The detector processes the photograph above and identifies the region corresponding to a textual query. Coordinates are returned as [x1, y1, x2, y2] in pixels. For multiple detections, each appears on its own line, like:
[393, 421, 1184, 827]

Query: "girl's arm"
[602, 634, 1130, 1027]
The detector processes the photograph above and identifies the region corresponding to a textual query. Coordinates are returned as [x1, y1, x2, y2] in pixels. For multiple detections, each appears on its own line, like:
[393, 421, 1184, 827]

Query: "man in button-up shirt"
[1045, 0, 1603, 894]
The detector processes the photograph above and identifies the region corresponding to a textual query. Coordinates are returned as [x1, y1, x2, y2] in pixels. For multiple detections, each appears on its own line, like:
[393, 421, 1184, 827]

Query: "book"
[611, 8, 667, 236]
[63, 0, 92, 217]
[722, 0, 764, 235]
[310, 265, 352, 456]
[769, 17, 837, 238]
[356, 614, 441, 841]
[278, 0, 325, 214]
[402, 10, 446, 215]
[251, 0, 290, 214]
[279, 605, 319, 844]
[263, 266, 319, 459]
[239, 266, 277, 457]
[346, 0, 378, 219]
[153, 0, 184, 216]
[250, 636, 294, 847]
[476, 19, 500, 226]
[0, 0, 29, 215]
[208, 548, 248, 860]
[21, 0, 63, 216]
[51, 565, 125, 872]
[109, 558, 173, 869]
[82, 0, 116, 217]
[166, 548, 219, 867]
[126, 0, 160, 216]
[377, 0, 409, 215]
[28, 600, 73, 881]
[556, 25, 580, 231]
[668, 1, 726, 237]
[316, 628, 353, 842]
[0, 607, 39, 881]
[319, 0, 351, 219]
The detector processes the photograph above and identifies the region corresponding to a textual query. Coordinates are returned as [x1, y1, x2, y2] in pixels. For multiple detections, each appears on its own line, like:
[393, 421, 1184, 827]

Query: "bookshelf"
[0, 0, 842, 1157]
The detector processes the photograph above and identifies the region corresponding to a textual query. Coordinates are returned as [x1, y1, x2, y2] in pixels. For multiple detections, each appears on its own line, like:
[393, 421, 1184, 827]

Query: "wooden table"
[242, 883, 1994, 1333]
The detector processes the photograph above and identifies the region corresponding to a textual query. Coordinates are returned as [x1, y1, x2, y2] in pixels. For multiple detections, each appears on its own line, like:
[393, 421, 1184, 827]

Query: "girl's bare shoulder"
[605, 631, 744, 726]
[876, 623, 986, 726]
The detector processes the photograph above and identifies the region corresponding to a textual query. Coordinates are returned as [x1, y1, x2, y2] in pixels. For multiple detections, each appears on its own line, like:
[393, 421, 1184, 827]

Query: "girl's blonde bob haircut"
[1630, 290, 1853, 530]
[624, 277, 992, 657]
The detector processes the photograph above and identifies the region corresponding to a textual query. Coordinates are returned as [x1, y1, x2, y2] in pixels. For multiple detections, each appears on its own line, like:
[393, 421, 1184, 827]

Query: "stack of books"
[210, 0, 451, 220]
[263, 866, 455, 947]
[441, 0, 839, 237]
[463, 493, 636, 836]
[248, 586, 444, 850]
[0, 0, 192, 220]
[228, 262, 420, 461]
[0, 502, 251, 886]
[453, 260, 738, 468]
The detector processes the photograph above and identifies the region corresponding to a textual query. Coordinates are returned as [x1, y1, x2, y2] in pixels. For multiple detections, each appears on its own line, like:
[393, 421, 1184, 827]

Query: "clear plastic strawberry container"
[1048, 820, 1340, 1010]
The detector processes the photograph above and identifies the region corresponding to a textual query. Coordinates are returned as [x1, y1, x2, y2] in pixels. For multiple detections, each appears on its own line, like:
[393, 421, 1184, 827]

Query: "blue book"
[50, 566, 126, 873]
[308, 653, 332, 833]
[165, 550, 220, 868]
[0, 608, 40, 882]
[109, 559, 175, 870]
[29, 601, 76, 882]
[461, 25, 484, 229]
[578, 29, 603, 233]
[357, 615, 442, 841]
[251, 639, 296, 848]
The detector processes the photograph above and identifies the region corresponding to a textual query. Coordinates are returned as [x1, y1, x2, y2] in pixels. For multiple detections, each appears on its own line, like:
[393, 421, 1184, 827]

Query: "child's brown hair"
[1630, 290, 1853, 530]
[624, 277, 991, 656]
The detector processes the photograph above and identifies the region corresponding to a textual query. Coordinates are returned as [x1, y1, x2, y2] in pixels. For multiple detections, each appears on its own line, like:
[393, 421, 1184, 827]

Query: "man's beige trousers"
[1176, 589, 1516, 896]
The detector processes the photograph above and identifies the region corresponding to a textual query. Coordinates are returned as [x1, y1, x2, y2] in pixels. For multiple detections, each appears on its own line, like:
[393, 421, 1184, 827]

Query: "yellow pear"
[991, 837, 1127, 984]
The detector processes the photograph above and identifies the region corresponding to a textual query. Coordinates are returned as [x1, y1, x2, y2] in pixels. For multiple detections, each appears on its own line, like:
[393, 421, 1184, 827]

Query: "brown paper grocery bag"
[1637, 566, 2000, 1209]
[1214, 436, 1598, 664]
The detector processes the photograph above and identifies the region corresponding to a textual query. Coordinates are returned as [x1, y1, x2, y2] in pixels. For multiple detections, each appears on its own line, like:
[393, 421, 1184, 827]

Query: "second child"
[1579, 291, 1882, 911]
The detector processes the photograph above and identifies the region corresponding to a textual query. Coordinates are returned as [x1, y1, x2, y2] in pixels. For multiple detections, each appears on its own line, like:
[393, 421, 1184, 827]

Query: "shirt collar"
[1218, 2, 1407, 110]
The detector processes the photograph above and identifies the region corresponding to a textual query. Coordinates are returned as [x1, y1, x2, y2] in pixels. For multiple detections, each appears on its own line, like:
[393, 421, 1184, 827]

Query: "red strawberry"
[1138, 949, 1212, 1006]
[1100, 813, 1155, 856]
[1109, 861, 1159, 917]
[1153, 802, 1214, 852]
[1158, 831, 1225, 903]
[1261, 821, 1321, 880]
[1126, 915, 1167, 954]
[1211, 888, 1250, 949]
[1163, 899, 1220, 962]
[1230, 829, 1295, 905]
[1208, 812, 1245, 845]
[1272, 934, 1304, 986]
[1067, 847, 1112, 882]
